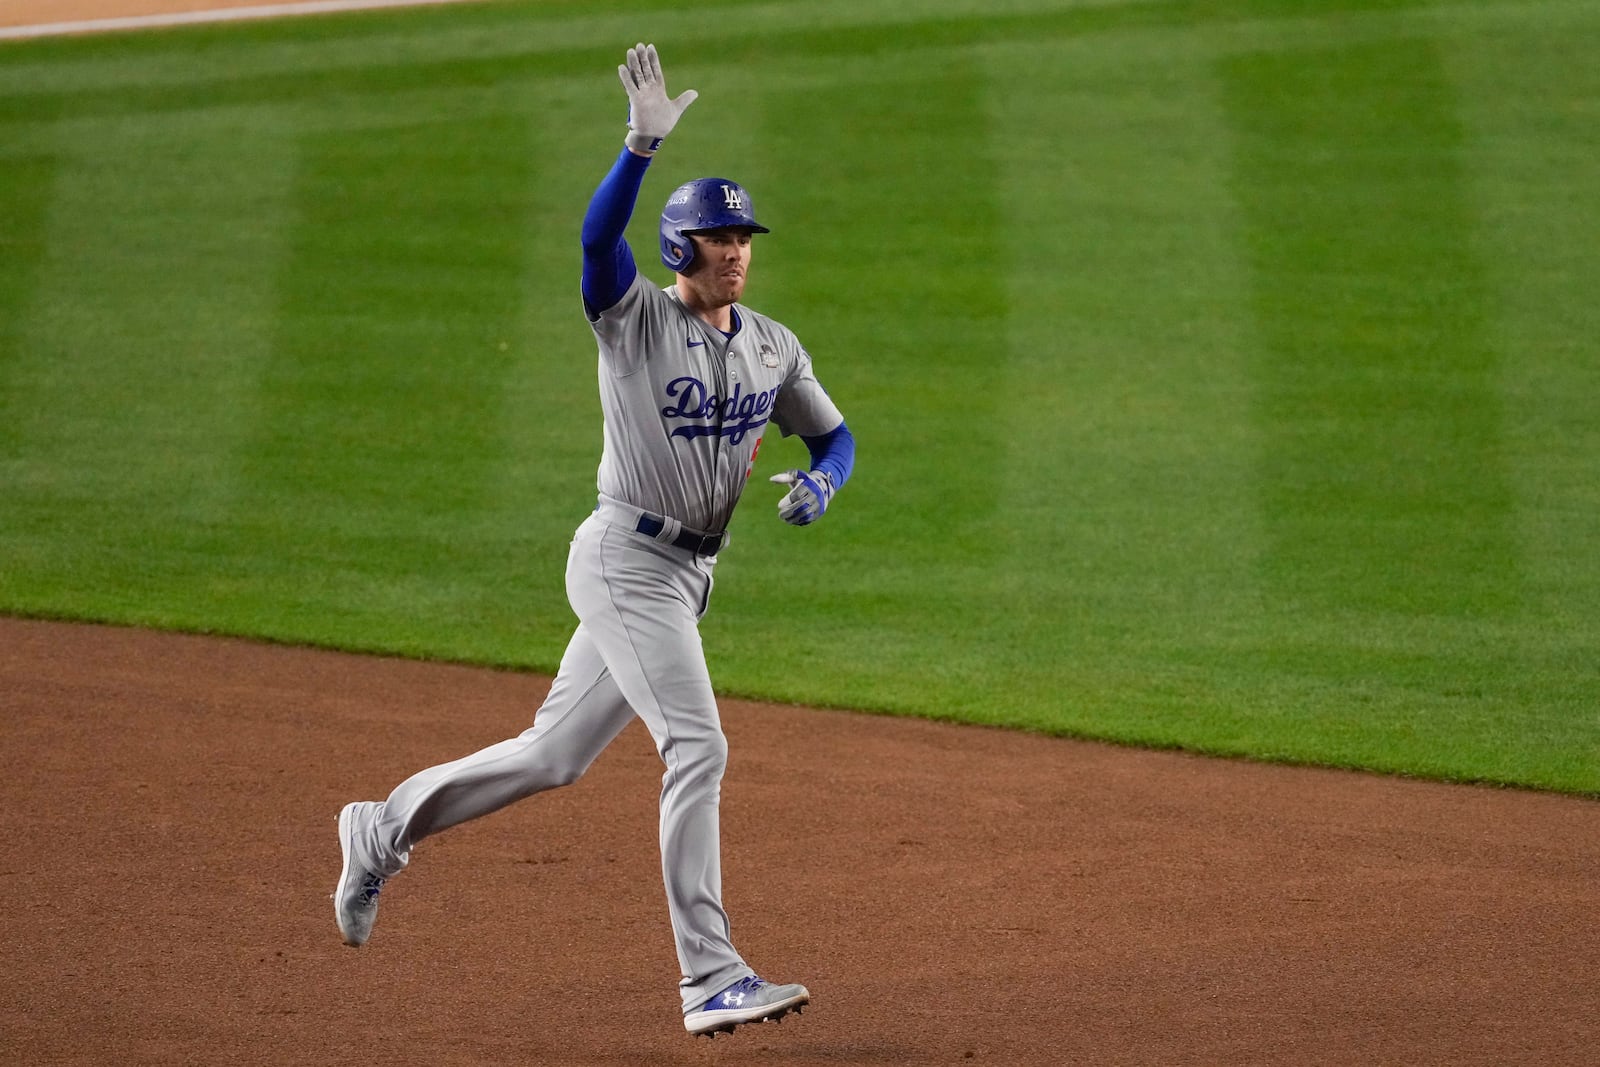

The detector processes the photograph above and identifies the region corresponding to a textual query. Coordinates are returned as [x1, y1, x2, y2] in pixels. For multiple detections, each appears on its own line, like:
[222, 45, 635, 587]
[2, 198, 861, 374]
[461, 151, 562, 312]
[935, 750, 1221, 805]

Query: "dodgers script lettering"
[660, 376, 778, 445]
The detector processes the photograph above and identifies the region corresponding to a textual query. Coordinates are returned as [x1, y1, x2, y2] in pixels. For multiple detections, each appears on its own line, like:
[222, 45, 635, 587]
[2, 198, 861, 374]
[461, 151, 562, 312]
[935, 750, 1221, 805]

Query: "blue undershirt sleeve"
[800, 422, 855, 490]
[581, 148, 651, 315]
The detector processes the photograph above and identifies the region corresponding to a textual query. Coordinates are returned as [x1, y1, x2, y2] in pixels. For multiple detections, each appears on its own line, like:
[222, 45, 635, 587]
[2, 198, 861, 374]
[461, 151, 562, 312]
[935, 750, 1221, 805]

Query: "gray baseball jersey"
[589, 274, 844, 534]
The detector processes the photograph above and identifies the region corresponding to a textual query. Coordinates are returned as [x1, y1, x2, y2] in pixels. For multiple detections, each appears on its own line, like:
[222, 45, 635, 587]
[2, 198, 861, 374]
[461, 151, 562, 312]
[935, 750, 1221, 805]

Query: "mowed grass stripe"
[982, 35, 1265, 740]
[0, 153, 61, 599]
[0, 136, 295, 623]
[0, 154, 57, 459]
[1448, 23, 1600, 633]
[1223, 38, 1520, 621]
[232, 114, 541, 655]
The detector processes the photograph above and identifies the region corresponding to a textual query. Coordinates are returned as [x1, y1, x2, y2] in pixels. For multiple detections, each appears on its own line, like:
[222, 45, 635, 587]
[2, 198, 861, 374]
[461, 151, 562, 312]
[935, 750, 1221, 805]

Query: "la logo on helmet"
[721, 185, 744, 210]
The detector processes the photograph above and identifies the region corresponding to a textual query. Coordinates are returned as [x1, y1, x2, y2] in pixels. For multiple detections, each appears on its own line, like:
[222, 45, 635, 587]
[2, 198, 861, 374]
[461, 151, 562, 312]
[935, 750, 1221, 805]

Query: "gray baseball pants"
[351, 508, 751, 1011]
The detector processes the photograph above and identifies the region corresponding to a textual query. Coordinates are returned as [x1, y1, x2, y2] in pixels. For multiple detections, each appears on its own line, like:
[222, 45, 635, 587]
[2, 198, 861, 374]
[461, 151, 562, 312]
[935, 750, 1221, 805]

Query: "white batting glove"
[770, 470, 837, 526]
[617, 43, 698, 156]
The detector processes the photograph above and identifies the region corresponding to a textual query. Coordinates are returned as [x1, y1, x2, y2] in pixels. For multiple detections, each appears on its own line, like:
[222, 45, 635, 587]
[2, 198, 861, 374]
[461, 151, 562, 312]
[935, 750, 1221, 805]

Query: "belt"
[635, 512, 726, 556]
[594, 497, 727, 557]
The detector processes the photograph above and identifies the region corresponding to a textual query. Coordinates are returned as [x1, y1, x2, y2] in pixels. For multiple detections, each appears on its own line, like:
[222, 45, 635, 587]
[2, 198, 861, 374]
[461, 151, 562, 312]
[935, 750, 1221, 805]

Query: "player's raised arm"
[580, 44, 698, 316]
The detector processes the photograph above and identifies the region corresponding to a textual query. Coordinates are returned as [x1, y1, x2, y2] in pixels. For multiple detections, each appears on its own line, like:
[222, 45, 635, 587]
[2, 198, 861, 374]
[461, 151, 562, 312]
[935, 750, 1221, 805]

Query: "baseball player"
[333, 43, 855, 1039]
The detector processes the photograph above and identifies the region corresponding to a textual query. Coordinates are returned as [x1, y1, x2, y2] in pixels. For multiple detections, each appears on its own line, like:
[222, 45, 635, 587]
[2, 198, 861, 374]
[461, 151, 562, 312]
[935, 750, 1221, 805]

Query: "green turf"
[1, 0, 1596, 793]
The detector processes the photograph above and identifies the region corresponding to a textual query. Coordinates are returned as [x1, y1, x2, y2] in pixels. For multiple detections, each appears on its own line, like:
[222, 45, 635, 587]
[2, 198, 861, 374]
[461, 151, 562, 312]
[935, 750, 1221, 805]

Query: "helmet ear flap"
[663, 238, 693, 273]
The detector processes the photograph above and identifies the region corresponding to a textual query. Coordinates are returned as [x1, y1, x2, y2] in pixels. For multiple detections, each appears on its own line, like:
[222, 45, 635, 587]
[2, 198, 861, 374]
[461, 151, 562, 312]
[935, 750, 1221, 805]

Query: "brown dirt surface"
[3, 615, 1598, 1066]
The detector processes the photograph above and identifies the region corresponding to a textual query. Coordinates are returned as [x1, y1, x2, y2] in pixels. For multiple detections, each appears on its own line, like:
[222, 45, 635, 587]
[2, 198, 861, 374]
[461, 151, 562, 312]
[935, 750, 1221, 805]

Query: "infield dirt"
[4, 2, 1599, 1064]
[5, 615, 1599, 1066]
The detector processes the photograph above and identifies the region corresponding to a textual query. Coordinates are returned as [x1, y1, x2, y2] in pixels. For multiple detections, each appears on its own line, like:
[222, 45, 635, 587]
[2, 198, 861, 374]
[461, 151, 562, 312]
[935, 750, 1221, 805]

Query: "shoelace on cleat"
[359, 873, 384, 905]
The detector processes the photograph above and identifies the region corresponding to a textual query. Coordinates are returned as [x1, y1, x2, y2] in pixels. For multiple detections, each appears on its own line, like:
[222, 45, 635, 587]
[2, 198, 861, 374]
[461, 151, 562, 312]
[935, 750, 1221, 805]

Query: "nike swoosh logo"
[687, 339, 705, 348]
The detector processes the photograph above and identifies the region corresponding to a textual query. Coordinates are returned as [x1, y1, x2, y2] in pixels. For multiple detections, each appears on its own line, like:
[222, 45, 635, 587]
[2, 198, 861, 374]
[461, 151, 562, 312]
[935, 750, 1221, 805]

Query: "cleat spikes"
[683, 976, 809, 1037]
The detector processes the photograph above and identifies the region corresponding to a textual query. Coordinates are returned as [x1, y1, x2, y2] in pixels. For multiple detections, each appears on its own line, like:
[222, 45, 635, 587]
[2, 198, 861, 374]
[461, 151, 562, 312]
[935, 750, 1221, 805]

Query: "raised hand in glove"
[618, 43, 698, 156]
[770, 470, 837, 527]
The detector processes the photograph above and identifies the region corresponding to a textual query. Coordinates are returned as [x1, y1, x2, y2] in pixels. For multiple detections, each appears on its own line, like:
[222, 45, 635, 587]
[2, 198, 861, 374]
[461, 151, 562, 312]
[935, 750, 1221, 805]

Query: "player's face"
[684, 229, 755, 307]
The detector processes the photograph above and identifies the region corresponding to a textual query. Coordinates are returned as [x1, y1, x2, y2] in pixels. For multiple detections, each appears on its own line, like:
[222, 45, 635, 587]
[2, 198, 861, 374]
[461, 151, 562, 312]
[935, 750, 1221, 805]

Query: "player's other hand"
[618, 43, 698, 155]
[770, 470, 836, 526]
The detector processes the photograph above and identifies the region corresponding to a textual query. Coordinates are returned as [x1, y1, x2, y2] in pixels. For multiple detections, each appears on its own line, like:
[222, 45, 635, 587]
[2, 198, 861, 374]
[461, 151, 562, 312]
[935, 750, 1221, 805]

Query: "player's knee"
[544, 761, 589, 790]
[675, 729, 728, 784]
[705, 730, 729, 775]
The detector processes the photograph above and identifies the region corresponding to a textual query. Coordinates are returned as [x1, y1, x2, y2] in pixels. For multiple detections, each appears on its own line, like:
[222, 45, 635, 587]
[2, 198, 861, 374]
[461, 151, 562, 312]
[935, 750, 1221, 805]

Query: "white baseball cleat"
[684, 975, 809, 1037]
[333, 801, 387, 947]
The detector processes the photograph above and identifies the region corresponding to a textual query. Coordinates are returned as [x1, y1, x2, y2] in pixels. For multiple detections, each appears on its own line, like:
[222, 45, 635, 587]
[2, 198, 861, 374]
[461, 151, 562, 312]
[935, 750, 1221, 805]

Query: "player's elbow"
[580, 229, 617, 258]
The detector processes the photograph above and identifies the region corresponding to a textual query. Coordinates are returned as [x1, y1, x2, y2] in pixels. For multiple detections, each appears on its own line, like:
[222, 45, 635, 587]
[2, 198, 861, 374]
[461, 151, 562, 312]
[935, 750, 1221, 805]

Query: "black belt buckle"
[635, 513, 721, 556]
[675, 530, 722, 555]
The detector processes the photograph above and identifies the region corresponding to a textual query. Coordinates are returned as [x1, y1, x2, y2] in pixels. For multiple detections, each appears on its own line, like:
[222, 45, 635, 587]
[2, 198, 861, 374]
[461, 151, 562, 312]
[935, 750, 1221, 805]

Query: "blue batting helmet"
[659, 177, 770, 273]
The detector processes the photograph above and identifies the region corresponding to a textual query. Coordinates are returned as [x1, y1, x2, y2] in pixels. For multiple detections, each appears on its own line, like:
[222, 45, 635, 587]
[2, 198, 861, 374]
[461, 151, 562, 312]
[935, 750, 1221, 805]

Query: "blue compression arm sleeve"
[581, 148, 651, 314]
[800, 421, 855, 490]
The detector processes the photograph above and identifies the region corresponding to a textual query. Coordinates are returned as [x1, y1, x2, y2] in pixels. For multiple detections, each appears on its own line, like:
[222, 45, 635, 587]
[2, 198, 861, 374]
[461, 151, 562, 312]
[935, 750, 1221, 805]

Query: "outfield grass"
[1, 0, 1596, 793]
